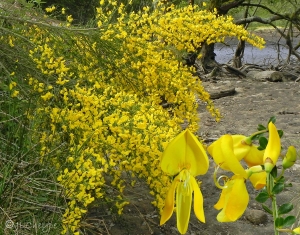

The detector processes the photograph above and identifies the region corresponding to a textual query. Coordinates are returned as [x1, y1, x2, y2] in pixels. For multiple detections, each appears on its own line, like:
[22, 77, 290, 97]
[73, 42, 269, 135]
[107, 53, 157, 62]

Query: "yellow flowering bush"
[0, 1, 265, 234]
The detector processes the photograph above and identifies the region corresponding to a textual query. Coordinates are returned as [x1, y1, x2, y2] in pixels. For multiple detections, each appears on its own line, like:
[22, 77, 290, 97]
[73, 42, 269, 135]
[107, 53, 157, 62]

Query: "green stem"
[243, 129, 268, 145]
[267, 173, 279, 235]
[275, 168, 285, 181]
[249, 129, 268, 139]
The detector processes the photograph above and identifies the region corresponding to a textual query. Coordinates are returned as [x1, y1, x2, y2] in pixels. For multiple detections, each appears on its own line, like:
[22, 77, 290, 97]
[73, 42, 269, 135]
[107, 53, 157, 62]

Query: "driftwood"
[161, 86, 236, 109]
[208, 87, 236, 99]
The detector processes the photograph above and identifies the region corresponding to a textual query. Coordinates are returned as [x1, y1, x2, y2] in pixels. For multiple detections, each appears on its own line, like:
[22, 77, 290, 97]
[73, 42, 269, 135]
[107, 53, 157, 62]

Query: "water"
[214, 40, 297, 65]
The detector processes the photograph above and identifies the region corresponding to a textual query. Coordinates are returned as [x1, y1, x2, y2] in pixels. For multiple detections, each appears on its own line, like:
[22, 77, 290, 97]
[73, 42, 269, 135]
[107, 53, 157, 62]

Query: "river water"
[214, 33, 298, 65]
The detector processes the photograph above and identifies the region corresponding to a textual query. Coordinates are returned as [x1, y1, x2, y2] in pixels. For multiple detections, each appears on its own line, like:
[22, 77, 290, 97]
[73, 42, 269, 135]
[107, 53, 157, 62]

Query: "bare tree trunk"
[232, 0, 250, 68]
[200, 43, 218, 71]
[233, 40, 245, 68]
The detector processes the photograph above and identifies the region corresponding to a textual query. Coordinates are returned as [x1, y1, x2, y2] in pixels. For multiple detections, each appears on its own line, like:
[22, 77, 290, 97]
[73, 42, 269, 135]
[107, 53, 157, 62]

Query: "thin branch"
[235, 15, 283, 25]
[240, 3, 290, 19]
[218, 0, 247, 14]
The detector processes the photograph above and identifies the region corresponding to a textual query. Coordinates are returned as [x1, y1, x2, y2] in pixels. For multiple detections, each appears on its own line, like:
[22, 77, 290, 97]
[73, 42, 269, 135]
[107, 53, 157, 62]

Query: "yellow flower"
[207, 135, 248, 179]
[263, 122, 281, 173]
[67, 15, 73, 23]
[11, 90, 19, 97]
[214, 175, 249, 222]
[45, 6, 56, 13]
[207, 134, 264, 169]
[209, 135, 266, 222]
[247, 165, 266, 190]
[160, 129, 208, 234]
[9, 81, 17, 90]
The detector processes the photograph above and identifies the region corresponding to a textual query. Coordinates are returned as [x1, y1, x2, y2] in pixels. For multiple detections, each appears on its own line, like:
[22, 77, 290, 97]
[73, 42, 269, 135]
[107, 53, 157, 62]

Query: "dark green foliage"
[255, 190, 269, 203]
[278, 203, 293, 215]
[42, 0, 100, 24]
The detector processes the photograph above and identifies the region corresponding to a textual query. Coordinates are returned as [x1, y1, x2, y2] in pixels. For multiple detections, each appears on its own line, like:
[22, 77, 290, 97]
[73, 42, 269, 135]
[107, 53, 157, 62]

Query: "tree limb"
[218, 0, 246, 15]
[235, 15, 284, 25]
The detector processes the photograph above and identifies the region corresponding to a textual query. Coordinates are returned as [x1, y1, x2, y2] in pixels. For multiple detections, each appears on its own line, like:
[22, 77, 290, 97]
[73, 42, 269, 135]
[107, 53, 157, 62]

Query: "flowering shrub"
[1, 1, 265, 234]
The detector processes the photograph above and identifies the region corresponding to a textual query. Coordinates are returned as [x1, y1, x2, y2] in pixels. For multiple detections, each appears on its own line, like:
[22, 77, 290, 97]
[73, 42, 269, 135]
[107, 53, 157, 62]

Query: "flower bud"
[246, 165, 263, 177]
[282, 146, 297, 169]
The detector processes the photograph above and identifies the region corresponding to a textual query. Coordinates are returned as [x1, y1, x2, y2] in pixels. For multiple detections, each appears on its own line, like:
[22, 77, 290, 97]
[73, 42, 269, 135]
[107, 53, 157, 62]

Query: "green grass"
[0, 3, 66, 232]
[0, 84, 65, 234]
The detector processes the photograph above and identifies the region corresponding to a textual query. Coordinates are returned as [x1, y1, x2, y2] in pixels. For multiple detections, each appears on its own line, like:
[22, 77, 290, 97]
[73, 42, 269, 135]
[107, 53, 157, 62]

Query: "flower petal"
[263, 122, 281, 165]
[214, 186, 228, 210]
[185, 129, 209, 175]
[217, 176, 249, 222]
[207, 136, 231, 171]
[160, 178, 178, 226]
[243, 145, 264, 167]
[249, 171, 266, 190]
[223, 176, 249, 222]
[161, 129, 209, 176]
[221, 135, 248, 179]
[176, 176, 192, 234]
[214, 178, 235, 211]
[232, 135, 251, 160]
[190, 176, 205, 223]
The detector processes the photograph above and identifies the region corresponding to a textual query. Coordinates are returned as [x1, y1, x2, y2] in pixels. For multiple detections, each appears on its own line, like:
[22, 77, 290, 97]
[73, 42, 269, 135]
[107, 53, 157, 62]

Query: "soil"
[88, 30, 300, 235]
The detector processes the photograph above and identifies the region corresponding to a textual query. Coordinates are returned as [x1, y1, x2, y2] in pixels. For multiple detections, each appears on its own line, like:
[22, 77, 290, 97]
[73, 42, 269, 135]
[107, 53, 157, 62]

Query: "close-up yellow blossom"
[208, 134, 266, 221]
[160, 129, 208, 234]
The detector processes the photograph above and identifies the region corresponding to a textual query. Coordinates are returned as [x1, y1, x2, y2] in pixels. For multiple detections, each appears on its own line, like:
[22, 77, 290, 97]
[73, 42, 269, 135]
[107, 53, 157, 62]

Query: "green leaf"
[282, 216, 296, 228]
[278, 203, 293, 215]
[270, 166, 277, 178]
[262, 204, 273, 214]
[257, 124, 266, 131]
[251, 133, 264, 141]
[259, 136, 268, 149]
[268, 116, 276, 124]
[278, 130, 283, 138]
[272, 182, 284, 194]
[257, 146, 264, 150]
[255, 191, 269, 203]
[275, 217, 284, 228]
[277, 176, 285, 183]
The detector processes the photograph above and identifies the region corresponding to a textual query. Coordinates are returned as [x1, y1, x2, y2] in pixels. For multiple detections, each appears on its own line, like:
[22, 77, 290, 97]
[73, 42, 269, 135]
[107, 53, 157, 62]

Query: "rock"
[245, 209, 268, 225]
[247, 70, 298, 82]
[250, 71, 285, 82]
